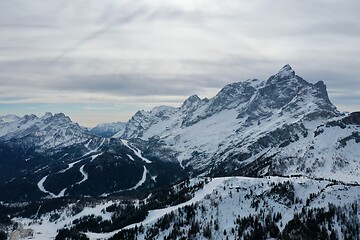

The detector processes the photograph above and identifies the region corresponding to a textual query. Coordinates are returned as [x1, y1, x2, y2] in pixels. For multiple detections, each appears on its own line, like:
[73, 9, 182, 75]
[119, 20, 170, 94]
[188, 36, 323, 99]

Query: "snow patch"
[127, 154, 135, 161]
[122, 140, 152, 163]
[128, 166, 148, 191]
[37, 176, 66, 198]
[76, 165, 88, 185]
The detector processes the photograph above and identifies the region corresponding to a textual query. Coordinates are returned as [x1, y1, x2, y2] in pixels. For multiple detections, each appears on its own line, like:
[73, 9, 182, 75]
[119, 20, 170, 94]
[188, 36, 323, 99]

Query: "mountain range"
[0, 65, 359, 203]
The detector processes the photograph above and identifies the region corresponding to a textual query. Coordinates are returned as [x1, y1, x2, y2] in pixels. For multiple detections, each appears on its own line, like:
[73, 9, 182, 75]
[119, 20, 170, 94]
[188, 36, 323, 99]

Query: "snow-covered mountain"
[0, 112, 90, 151]
[112, 65, 359, 183]
[90, 122, 127, 138]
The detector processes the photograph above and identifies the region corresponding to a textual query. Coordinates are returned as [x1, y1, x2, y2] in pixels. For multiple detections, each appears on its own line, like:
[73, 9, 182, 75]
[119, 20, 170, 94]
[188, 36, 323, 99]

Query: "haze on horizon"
[0, 0, 359, 127]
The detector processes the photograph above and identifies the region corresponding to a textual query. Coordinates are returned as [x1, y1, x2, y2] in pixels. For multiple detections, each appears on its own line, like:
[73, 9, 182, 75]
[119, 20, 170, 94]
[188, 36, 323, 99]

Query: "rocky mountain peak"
[181, 94, 201, 109]
[40, 112, 74, 127]
[53, 112, 67, 120]
[42, 112, 53, 118]
[209, 81, 257, 111]
[266, 64, 296, 85]
[133, 110, 147, 119]
[277, 64, 295, 78]
[246, 65, 340, 118]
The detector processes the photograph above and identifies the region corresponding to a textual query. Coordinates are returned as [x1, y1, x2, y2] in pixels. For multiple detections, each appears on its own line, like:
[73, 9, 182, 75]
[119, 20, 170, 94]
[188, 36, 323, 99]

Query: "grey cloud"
[0, 55, 274, 95]
[0, 23, 58, 29]
[54, 5, 150, 61]
[0, 57, 223, 97]
[45, 74, 223, 97]
[0, 0, 359, 125]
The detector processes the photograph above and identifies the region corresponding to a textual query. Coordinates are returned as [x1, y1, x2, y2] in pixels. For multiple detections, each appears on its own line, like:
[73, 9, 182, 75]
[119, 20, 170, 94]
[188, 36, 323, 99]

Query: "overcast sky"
[0, 0, 359, 126]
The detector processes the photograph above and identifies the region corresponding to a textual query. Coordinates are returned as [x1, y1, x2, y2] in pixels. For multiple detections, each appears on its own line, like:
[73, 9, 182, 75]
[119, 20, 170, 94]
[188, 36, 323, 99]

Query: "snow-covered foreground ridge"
[14, 176, 360, 239]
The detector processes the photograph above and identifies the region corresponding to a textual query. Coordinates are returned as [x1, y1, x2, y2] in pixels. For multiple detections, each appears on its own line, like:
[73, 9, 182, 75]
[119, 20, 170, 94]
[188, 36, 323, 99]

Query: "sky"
[0, 0, 359, 127]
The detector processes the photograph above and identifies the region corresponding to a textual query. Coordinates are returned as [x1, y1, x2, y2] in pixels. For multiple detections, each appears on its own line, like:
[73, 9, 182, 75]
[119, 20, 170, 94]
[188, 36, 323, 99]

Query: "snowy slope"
[13, 199, 120, 240]
[270, 112, 360, 182]
[111, 176, 360, 240]
[13, 176, 360, 240]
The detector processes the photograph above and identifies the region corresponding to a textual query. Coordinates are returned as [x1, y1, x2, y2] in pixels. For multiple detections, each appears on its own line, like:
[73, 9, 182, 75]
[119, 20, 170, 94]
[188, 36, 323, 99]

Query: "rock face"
[342, 112, 360, 125]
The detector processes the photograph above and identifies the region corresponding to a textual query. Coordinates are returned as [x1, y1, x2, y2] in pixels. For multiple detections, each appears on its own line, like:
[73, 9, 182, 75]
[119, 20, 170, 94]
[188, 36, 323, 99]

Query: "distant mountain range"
[1, 65, 359, 202]
[90, 121, 127, 138]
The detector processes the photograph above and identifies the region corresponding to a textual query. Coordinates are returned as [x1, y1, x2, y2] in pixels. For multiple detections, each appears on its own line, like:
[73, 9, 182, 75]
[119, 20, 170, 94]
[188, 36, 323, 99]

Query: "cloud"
[53, 4, 150, 61]
[0, 0, 359, 126]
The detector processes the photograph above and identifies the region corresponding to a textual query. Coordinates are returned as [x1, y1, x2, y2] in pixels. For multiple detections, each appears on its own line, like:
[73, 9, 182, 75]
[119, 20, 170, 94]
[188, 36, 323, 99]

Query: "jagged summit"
[279, 64, 294, 73]
[41, 112, 53, 119]
[267, 64, 296, 84]
[276, 64, 295, 78]
[181, 94, 201, 109]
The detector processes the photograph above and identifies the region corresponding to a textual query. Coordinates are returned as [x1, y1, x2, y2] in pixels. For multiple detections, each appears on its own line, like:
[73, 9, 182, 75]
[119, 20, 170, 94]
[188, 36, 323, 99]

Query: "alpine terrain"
[0, 65, 359, 239]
